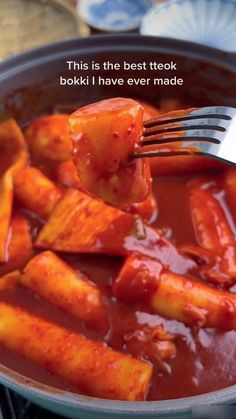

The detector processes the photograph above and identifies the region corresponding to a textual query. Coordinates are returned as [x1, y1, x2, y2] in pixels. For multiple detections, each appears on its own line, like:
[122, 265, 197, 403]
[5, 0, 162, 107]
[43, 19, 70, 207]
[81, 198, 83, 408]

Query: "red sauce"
[0, 168, 236, 400]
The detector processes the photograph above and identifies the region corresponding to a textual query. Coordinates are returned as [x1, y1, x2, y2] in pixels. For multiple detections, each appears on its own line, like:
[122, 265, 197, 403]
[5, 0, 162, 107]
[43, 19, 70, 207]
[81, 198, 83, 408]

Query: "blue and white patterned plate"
[140, 0, 236, 52]
[77, 0, 155, 32]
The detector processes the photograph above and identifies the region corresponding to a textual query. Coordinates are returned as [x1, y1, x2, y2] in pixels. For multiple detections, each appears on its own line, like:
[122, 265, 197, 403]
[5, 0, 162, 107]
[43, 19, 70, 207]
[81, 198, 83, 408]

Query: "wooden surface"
[0, 0, 89, 60]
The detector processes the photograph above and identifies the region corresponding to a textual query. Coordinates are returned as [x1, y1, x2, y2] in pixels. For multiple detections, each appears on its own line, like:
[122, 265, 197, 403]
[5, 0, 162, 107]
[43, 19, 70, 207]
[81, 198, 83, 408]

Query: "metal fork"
[133, 106, 236, 165]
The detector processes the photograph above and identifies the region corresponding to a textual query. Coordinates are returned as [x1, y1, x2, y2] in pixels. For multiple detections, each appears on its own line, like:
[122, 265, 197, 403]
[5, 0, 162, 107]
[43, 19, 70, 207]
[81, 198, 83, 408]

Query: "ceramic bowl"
[77, 0, 155, 32]
[141, 0, 236, 52]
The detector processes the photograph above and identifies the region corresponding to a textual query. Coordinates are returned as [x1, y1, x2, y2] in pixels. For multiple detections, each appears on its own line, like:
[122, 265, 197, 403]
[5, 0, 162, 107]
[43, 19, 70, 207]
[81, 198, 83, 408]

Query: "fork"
[133, 106, 236, 165]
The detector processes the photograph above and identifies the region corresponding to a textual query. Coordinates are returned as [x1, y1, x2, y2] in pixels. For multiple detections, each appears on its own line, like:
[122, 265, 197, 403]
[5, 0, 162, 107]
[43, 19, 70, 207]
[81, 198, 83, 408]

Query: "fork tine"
[141, 128, 224, 146]
[133, 139, 218, 159]
[143, 106, 234, 128]
[137, 139, 219, 158]
[132, 150, 199, 159]
[144, 119, 228, 137]
[133, 146, 236, 166]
